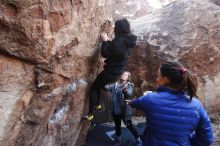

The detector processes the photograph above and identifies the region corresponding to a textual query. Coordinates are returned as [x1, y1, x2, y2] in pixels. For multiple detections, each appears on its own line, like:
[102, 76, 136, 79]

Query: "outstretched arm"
[100, 33, 114, 58]
[101, 41, 111, 58]
[130, 95, 149, 111]
[104, 83, 115, 93]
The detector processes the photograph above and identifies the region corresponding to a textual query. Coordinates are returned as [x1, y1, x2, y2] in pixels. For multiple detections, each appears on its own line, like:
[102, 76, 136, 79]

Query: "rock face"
[0, 0, 111, 145]
[0, 55, 35, 145]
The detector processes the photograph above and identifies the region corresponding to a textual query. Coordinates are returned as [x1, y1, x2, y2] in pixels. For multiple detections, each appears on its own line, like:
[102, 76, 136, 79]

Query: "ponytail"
[184, 71, 198, 100]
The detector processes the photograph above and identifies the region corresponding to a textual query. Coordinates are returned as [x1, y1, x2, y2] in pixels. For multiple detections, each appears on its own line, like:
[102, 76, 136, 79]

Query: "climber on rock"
[104, 71, 142, 146]
[83, 18, 137, 121]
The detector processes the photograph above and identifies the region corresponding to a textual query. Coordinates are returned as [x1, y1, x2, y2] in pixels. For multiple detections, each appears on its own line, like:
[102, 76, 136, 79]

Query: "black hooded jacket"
[101, 34, 137, 74]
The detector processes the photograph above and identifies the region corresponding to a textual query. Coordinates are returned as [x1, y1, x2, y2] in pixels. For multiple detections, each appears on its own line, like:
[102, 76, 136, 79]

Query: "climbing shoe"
[82, 114, 94, 121]
[95, 105, 102, 111]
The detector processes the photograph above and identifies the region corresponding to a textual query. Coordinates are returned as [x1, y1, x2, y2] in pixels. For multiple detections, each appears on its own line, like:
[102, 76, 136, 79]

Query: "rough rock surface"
[0, 55, 35, 145]
[0, 0, 111, 146]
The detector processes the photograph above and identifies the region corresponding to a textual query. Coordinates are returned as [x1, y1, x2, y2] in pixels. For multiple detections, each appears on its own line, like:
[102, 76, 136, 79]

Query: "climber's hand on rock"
[100, 33, 108, 42]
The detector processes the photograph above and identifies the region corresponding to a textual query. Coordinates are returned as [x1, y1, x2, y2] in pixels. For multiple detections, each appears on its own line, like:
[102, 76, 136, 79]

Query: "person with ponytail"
[130, 61, 214, 146]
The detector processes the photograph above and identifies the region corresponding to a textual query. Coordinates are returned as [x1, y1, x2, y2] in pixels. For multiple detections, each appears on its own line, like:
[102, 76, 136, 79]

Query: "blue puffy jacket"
[130, 86, 214, 146]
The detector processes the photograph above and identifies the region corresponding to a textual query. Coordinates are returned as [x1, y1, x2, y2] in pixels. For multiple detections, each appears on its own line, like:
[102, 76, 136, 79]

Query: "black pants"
[89, 70, 120, 114]
[113, 114, 139, 139]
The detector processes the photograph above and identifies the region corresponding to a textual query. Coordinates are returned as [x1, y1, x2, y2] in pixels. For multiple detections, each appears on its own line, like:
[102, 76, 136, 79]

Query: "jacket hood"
[114, 18, 131, 35]
[118, 34, 137, 48]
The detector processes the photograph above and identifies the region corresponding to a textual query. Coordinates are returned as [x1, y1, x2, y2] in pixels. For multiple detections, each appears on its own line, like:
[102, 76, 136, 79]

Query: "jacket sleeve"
[190, 103, 214, 146]
[104, 83, 115, 93]
[101, 41, 114, 58]
[130, 95, 149, 111]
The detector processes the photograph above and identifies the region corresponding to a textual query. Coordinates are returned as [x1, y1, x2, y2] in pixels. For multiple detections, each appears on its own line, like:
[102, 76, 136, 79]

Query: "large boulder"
[0, 0, 112, 145]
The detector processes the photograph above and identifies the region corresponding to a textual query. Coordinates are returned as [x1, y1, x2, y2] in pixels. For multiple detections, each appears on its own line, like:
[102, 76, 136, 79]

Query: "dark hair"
[160, 61, 198, 100]
[114, 18, 131, 35]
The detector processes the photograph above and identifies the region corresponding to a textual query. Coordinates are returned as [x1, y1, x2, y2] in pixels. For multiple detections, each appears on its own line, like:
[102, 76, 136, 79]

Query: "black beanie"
[114, 18, 131, 35]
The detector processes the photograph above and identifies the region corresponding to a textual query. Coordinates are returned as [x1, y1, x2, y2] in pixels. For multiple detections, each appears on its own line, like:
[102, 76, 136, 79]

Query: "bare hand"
[100, 33, 108, 42]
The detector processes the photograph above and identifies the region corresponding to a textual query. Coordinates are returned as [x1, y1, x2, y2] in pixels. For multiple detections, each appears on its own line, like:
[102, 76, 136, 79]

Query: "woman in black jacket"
[84, 18, 137, 120]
